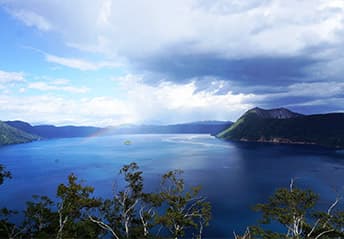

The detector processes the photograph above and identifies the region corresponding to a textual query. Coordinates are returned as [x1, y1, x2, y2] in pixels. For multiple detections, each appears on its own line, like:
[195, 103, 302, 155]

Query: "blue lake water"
[1, 134, 344, 237]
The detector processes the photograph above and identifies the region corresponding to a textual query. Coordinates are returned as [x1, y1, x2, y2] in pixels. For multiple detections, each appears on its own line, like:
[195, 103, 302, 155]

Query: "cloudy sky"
[0, 0, 344, 126]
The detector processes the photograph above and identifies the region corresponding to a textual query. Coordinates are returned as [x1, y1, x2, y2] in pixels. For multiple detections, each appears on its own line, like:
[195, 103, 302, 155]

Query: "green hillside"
[217, 107, 344, 148]
[0, 121, 39, 146]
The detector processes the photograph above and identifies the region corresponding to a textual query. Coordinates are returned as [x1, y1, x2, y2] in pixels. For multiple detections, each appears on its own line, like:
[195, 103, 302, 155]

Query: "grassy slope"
[217, 112, 344, 148]
[0, 121, 39, 146]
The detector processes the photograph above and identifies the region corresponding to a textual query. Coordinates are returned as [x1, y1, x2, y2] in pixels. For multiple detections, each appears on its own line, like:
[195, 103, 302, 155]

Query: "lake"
[1, 134, 344, 237]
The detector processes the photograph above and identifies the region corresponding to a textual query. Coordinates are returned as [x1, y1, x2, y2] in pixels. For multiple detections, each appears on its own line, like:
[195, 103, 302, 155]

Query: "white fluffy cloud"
[1, 74, 256, 125]
[1, 1, 344, 124]
[8, 9, 52, 31]
[45, 54, 120, 71]
[0, 70, 25, 92]
[0, 95, 130, 126]
[0, 70, 24, 83]
[2, 0, 343, 59]
[28, 81, 89, 94]
[111, 74, 256, 124]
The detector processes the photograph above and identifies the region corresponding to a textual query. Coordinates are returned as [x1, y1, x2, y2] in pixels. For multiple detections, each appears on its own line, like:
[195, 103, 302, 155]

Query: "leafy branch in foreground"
[0, 163, 211, 239]
[0, 208, 23, 239]
[89, 162, 147, 239]
[240, 179, 344, 239]
[157, 170, 211, 239]
[89, 164, 211, 239]
[23, 195, 57, 238]
[0, 164, 11, 185]
[55, 173, 101, 239]
[1, 173, 101, 239]
[1, 160, 344, 239]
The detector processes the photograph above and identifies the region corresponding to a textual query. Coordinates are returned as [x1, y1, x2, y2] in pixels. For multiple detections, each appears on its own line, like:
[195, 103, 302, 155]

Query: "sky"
[0, 0, 344, 126]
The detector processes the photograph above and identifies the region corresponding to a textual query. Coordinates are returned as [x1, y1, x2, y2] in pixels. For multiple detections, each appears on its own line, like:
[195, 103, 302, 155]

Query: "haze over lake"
[1, 134, 344, 237]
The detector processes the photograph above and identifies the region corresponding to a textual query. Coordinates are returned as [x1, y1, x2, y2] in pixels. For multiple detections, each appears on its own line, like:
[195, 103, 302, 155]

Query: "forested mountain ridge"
[217, 107, 344, 148]
[5, 121, 102, 139]
[5, 120, 232, 138]
[0, 121, 39, 146]
[104, 121, 233, 135]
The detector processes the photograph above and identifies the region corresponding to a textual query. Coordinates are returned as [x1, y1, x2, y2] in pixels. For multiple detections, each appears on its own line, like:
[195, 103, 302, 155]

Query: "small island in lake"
[124, 140, 132, 145]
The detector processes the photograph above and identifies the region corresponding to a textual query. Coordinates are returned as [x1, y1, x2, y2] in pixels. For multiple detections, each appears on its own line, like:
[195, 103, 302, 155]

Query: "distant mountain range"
[5, 121, 101, 139]
[0, 121, 39, 146]
[0, 120, 232, 146]
[3, 107, 344, 149]
[217, 107, 344, 148]
[104, 121, 233, 136]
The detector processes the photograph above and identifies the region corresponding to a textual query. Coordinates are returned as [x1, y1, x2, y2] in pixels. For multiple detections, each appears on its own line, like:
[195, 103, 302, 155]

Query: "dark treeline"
[1, 163, 344, 239]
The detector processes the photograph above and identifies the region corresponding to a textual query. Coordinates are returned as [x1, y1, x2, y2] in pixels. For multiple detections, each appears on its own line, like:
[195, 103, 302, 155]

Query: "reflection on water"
[1, 134, 344, 237]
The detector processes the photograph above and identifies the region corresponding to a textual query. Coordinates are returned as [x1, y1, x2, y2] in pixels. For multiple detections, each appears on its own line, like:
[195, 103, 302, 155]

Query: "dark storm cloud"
[129, 34, 344, 114]
[290, 103, 344, 115]
[136, 53, 317, 87]
[256, 96, 318, 108]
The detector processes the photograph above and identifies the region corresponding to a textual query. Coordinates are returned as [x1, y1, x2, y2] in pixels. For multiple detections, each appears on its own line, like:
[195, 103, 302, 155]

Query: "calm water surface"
[1, 134, 344, 237]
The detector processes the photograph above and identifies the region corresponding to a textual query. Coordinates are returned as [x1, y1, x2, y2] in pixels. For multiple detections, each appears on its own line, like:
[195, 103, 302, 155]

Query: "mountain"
[32, 125, 102, 138]
[104, 121, 233, 135]
[6, 120, 232, 139]
[217, 107, 344, 148]
[246, 107, 303, 119]
[0, 121, 39, 146]
[5, 121, 102, 139]
[4, 120, 37, 135]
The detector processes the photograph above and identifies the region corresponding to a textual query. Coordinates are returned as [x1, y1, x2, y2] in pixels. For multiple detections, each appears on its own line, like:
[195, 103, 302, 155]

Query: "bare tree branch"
[314, 229, 335, 239]
[89, 216, 120, 239]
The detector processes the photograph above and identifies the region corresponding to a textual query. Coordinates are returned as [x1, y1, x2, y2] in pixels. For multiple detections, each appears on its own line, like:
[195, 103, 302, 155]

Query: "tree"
[0, 164, 11, 186]
[55, 173, 101, 239]
[115, 162, 144, 238]
[89, 163, 212, 239]
[234, 228, 252, 239]
[0, 165, 18, 238]
[156, 170, 211, 239]
[22, 195, 57, 238]
[250, 179, 344, 239]
[0, 163, 212, 238]
[89, 162, 158, 239]
[20, 175, 101, 239]
[0, 208, 24, 239]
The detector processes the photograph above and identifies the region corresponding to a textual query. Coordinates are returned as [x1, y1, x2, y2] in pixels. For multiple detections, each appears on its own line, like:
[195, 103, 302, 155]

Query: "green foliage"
[85, 163, 211, 239]
[90, 162, 147, 238]
[217, 109, 344, 148]
[0, 121, 39, 146]
[55, 173, 101, 239]
[254, 188, 318, 226]
[156, 170, 211, 239]
[0, 164, 11, 185]
[0, 165, 16, 238]
[0, 174, 102, 239]
[249, 180, 344, 239]
[0, 208, 21, 239]
[23, 195, 57, 238]
[1, 161, 344, 239]
[57, 173, 100, 219]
